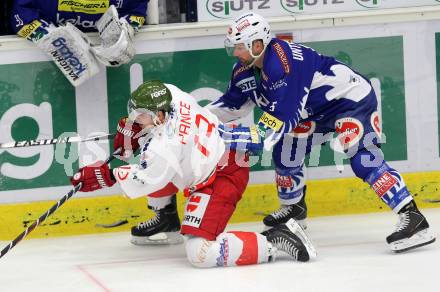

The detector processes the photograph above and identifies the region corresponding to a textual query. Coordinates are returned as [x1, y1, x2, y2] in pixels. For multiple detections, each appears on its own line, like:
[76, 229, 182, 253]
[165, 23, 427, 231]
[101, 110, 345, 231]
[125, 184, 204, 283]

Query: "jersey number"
[194, 114, 215, 157]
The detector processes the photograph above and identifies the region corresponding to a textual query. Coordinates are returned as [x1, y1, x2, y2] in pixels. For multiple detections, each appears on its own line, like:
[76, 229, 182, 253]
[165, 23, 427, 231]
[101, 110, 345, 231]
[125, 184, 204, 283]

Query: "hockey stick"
[254, 211, 270, 216]
[0, 150, 120, 259]
[0, 133, 115, 149]
[95, 219, 129, 228]
[422, 199, 440, 203]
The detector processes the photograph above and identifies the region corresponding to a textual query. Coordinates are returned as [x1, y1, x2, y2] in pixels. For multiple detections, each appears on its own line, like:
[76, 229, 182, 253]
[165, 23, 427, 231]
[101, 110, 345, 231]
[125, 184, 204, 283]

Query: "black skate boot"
[131, 197, 183, 245]
[386, 200, 435, 253]
[262, 218, 316, 262]
[263, 188, 307, 229]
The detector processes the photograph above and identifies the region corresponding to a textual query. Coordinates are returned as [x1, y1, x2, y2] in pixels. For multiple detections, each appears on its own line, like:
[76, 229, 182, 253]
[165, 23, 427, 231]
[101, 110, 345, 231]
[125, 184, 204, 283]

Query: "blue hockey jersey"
[213, 38, 375, 150]
[11, 0, 148, 40]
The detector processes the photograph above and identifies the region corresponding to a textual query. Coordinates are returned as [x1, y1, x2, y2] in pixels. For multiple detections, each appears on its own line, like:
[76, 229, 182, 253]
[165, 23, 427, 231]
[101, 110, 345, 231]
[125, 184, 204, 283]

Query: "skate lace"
[138, 213, 161, 229]
[271, 205, 294, 220]
[273, 236, 299, 260]
[395, 212, 410, 232]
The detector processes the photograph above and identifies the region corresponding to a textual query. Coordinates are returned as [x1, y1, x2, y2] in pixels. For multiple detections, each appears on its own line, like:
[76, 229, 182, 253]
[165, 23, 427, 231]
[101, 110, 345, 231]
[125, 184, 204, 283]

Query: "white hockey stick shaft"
[0, 133, 115, 149]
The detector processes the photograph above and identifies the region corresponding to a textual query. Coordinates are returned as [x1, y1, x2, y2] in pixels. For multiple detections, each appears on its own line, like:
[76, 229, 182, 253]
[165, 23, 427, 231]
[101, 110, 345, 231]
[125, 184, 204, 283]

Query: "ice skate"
[131, 199, 183, 245]
[386, 201, 435, 253]
[263, 192, 307, 229]
[263, 218, 316, 262]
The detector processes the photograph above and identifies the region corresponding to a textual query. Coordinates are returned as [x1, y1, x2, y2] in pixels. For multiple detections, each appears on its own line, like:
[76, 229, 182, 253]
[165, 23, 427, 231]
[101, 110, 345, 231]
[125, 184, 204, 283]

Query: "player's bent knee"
[185, 236, 218, 268]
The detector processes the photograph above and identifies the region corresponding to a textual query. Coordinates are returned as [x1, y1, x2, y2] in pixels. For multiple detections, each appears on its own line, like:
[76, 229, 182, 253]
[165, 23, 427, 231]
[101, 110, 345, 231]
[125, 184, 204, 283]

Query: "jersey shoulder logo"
[272, 42, 290, 74]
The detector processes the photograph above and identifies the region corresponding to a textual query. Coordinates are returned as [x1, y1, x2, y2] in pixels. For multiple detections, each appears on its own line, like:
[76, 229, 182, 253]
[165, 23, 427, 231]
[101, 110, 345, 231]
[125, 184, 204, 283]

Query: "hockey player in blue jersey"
[11, 0, 149, 86]
[208, 12, 435, 253]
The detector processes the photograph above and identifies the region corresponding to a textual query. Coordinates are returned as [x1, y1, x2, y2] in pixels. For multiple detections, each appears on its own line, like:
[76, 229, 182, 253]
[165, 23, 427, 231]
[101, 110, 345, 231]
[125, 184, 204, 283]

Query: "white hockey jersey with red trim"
[113, 84, 226, 199]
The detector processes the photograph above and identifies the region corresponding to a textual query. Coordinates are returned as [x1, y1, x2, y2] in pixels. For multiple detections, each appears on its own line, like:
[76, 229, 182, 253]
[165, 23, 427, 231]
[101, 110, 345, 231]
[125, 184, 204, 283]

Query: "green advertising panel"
[107, 36, 407, 170]
[0, 61, 77, 191]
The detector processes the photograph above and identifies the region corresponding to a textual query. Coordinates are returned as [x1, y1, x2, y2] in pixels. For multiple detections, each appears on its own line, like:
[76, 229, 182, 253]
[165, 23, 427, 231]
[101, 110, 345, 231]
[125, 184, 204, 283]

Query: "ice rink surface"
[1, 209, 439, 292]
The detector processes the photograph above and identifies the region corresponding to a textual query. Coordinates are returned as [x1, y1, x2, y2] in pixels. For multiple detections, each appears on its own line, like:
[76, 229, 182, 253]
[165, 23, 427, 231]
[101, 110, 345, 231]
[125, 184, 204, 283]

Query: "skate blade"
[389, 229, 436, 253]
[294, 219, 307, 230]
[131, 232, 184, 246]
[285, 218, 317, 260]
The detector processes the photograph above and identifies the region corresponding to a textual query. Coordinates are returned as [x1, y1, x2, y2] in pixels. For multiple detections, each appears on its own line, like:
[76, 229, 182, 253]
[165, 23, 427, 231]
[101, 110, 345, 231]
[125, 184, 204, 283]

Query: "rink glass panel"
[107, 36, 406, 171]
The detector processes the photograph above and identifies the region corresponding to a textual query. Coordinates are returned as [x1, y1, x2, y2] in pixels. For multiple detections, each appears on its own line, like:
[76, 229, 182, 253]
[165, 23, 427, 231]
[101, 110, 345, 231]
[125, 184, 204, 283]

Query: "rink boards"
[1, 171, 439, 240]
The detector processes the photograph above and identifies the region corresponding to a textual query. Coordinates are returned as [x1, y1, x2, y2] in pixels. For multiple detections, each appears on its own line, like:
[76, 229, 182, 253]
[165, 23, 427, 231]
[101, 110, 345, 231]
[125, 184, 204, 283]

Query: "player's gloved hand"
[70, 161, 115, 192]
[114, 117, 143, 160]
[218, 124, 263, 154]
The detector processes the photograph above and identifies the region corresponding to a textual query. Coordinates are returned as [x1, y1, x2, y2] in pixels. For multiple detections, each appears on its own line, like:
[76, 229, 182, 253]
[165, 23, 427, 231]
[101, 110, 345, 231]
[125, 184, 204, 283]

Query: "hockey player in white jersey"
[71, 80, 316, 267]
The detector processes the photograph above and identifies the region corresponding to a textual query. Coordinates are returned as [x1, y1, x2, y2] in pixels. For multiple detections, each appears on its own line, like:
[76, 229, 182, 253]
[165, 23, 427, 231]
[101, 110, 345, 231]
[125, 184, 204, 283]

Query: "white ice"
[1, 209, 439, 292]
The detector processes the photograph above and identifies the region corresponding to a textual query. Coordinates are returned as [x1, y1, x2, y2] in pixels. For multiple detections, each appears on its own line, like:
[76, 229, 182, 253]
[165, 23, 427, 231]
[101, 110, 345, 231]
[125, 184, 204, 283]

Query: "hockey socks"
[364, 162, 412, 212]
[185, 219, 315, 268]
[185, 232, 269, 268]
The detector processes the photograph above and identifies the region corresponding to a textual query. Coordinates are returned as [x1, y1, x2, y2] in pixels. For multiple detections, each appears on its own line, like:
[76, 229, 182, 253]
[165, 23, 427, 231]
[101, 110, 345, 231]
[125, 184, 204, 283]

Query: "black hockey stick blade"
[95, 220, 129, 228]
[422, 198, 440, 203]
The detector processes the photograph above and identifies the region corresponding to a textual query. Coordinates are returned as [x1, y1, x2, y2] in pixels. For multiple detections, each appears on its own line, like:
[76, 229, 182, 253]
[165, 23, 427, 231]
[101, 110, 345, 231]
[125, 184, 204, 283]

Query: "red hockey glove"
[70, 161, 116, 192]
[114, 117, 143, 159]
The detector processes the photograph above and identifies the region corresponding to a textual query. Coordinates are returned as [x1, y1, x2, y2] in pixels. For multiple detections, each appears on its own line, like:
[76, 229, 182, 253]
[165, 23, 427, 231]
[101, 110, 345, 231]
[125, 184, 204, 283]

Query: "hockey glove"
[92, 5, 136, 66]
[71, 161, 115, 192]
[114, 117, 143, 160]
[218, 124, 263, 154]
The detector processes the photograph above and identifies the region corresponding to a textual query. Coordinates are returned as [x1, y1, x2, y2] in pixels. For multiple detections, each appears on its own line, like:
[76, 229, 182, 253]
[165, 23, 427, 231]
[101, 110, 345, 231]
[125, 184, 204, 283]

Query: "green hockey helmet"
[127, 80, 173, 124]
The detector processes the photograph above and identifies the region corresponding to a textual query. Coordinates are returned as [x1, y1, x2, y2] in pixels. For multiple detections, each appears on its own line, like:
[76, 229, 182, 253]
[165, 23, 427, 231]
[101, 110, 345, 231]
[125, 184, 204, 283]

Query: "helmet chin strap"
[138, 115, 165, 138]
[153, 111, 169, 127]
[247, 43, 267, 67]
[131, 111, 167, 138]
